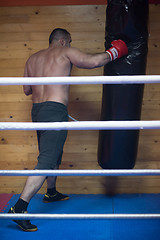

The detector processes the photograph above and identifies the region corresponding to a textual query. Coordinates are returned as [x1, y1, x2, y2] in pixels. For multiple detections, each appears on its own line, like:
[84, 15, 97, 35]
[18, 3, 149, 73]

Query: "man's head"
[49, 28, 72, 47]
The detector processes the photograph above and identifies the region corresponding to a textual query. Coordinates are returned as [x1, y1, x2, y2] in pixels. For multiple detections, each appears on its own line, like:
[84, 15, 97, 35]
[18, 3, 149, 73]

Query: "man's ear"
[59, 39, 65, 46]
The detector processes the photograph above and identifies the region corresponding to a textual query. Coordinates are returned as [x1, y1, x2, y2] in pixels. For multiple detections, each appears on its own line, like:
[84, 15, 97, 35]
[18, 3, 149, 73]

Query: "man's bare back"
[24, 45, 72, 105]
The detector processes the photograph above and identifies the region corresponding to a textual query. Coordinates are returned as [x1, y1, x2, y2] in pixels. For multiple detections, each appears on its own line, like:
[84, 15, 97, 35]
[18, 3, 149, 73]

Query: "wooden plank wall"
[0, 0, 107, 7]
[0, 4, 160, 194]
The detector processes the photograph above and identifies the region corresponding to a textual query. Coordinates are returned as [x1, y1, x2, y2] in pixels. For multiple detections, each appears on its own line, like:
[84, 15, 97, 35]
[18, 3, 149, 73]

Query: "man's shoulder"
[62, 46, 81, 57]
[27, 49, 47, 62]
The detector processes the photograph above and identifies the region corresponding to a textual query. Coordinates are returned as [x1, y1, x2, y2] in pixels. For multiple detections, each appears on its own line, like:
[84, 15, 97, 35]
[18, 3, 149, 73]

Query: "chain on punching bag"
[98, 0, 149, 169]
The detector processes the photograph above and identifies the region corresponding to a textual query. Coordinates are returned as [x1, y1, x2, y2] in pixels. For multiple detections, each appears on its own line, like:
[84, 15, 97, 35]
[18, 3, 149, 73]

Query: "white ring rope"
[0, 75, 160, 85]
[1, 213, 160, 219]
[1, 120, 160, 130]
[0, 169, 160, 176]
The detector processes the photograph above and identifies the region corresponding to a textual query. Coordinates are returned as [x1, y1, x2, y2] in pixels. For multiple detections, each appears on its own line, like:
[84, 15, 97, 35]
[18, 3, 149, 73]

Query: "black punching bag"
[98, 0, 149, 169]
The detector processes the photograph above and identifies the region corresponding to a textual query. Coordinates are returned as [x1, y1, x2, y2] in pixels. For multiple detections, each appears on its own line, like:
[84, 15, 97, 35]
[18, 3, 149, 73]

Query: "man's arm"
[66, 40, 128, 69]
[23, 62, 32, 96]
[66, 47, 110, 69]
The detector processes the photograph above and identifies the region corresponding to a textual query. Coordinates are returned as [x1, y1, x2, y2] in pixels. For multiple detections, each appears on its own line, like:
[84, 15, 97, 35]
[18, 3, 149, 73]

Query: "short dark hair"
[49, 28, 70, 45]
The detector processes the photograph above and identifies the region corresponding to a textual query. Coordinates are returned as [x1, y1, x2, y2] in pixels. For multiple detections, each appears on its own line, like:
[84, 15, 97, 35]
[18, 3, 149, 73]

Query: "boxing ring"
[0, 75, 160, 239]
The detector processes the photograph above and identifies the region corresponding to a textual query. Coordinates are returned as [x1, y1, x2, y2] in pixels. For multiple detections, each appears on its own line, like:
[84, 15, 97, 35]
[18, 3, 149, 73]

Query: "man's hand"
[23, 85, 32, 96]
[106, 40, 128, 61]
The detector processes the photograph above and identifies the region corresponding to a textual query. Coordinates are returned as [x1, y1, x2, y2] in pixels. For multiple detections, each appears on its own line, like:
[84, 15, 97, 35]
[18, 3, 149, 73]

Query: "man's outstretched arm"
[66, 39, 128, 69]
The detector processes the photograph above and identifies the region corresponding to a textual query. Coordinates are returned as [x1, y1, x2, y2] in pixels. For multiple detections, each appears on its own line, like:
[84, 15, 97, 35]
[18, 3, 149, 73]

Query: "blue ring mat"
[0, 194, 160, 240]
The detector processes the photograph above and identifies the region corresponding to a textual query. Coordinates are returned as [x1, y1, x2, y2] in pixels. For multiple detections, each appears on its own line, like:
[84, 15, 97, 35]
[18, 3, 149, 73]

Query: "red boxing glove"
[106, 40, 128, 61]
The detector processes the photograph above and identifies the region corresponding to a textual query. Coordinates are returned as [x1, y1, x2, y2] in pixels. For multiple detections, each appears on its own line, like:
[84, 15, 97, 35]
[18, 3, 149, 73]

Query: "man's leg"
[43, 166, 69, 203]
[35, 103, 69, 202]
[47, 165, 58, 189]
[8, 176, 46, 232]
[47, 175, 57, 188]
[20, 176, 46, 202]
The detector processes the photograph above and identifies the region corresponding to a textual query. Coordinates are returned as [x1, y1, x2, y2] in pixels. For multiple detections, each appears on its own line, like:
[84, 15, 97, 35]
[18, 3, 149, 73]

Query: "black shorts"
[31, 101, 68, 170]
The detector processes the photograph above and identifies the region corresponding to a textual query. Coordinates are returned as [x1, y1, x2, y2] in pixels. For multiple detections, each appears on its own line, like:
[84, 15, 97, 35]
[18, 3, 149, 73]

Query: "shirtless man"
[9, 28, 128, 232]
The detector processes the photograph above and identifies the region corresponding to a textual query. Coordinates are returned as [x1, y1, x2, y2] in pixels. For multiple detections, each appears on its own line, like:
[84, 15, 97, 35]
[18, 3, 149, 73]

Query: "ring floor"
[0, 193, 160, 240]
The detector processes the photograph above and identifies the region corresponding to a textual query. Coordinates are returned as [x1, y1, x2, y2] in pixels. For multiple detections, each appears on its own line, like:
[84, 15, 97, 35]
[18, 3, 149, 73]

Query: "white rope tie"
[0, 169, 160, 176]
[68, 115, 78, 122]
[1, 120, 160, 130]
[0, 75, 160, 85]
[1, 213, 160, 219]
